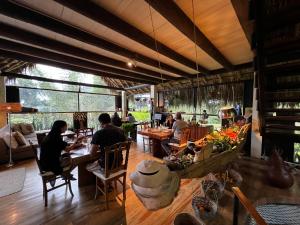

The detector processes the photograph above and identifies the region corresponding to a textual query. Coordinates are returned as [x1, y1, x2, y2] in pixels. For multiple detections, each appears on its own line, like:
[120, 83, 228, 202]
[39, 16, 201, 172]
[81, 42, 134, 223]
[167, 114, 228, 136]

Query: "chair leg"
[142, 137, 146, 152]
[68, 179, 74, 196]
[122, 175, 126, 201]
[94, 177, 98, 200]
[104, 181, 109, 210]
[114, 180, 118, 199]
[43, 180, 48, 207]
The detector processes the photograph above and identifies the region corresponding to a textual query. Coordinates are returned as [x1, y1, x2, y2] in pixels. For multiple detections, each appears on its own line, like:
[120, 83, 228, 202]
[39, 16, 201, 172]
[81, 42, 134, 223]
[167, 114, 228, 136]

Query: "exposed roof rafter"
[0, 0, 195, 78]
[54, 0, 209, 75]
[0, 38, 162, 83]
[0, 49, 157, 84]
[145, 0, 234, 70]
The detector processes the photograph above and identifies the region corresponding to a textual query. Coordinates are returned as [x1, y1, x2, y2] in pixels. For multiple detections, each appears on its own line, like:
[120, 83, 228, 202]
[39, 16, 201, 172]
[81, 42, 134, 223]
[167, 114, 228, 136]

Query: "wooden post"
[0, 76, 7, 127]
[121, 91, 127, 119]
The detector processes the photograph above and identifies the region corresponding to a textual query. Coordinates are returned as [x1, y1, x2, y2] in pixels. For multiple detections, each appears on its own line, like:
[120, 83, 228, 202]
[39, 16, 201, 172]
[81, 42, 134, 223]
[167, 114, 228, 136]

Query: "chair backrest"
[180, 128, 191, 145]
[29, 141, 43, 173]
[104, 141, 131, 178]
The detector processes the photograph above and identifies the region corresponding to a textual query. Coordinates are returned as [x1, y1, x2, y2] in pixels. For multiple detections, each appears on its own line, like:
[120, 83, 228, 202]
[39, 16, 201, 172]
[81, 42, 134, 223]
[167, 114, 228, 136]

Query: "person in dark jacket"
[40, 120, 82, 176]
[90, 113, 126, 169]
[111, 112, 122, 127]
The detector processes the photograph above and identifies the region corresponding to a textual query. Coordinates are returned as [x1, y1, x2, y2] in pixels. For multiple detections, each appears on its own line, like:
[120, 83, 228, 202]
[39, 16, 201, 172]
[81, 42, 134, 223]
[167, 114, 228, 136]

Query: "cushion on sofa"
[2, 132, 19, 149]
[14, 131, 28, 146]
[12, 124, 23, 133]
[23, 133, 38, 146]
[20, 123, 34, 135]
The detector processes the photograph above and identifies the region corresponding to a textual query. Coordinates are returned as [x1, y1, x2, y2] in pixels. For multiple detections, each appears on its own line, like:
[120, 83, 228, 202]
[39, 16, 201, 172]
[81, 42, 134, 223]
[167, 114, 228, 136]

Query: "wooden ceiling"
[0, 0, 253, 87]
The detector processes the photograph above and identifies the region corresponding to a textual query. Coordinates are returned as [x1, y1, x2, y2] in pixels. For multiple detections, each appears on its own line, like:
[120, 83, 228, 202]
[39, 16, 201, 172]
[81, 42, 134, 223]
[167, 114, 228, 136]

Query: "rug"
[0, 167, 26, 197]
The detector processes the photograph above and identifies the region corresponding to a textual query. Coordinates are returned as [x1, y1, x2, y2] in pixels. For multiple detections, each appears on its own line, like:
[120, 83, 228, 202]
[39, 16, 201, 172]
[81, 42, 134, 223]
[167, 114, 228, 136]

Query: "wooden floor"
[0, 136, 300, 225]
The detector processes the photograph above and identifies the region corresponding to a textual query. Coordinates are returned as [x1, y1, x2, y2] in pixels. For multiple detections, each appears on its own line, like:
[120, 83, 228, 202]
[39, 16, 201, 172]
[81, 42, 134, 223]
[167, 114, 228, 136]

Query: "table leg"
[152, 139, 168, 158]
[77, 162, 95, 187]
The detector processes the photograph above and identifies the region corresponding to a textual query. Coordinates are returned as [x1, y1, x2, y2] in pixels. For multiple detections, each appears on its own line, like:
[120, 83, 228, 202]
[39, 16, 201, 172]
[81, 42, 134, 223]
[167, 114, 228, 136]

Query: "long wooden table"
[138, 128, 172, 158]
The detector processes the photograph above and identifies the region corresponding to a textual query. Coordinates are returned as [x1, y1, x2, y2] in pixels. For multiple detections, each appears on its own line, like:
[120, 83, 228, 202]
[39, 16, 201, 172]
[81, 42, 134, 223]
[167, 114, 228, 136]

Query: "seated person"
[111, 112, 122, 127]
[234, 115, 246, 127]
[127, 113, 136, 123]
[161, 112, 188, 155]
[90, 113, 126, 169]
[201, 110, 209, 123]
[165, 114, 175, 129]
[40, 120, 83, 180]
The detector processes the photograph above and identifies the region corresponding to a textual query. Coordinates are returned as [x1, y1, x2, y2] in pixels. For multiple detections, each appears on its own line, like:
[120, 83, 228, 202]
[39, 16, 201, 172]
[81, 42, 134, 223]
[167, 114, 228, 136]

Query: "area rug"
[0, 167, 26, 197]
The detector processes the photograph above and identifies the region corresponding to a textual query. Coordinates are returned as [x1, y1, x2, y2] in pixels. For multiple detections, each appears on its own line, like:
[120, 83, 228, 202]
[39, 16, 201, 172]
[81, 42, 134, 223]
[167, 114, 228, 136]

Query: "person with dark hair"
[40, 120, 83, 182]
[166, 114, 175, 129]
[127, 113, 136, 123]
[111, 112, 122, 127]
[90, 113, 126, 169]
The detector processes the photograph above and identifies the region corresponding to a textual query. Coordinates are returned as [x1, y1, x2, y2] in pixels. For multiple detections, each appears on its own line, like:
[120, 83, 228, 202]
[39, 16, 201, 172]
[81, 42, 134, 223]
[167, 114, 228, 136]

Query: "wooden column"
[121, 91, 127, 119]
[150, 85, 157, 122]
[251, 73, 262, 158]
[0, 76, 7, 127]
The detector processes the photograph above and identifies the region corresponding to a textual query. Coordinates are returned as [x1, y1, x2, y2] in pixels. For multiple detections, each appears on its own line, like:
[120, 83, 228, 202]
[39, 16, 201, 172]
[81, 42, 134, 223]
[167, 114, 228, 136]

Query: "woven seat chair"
[92, 141, 131, 210]
[31, 143, 74, 207]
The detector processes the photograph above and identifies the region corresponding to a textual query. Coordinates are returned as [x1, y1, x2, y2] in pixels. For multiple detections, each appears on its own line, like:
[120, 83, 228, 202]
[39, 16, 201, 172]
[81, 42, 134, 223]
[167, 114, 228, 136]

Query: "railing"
[232, 187, 267, 225]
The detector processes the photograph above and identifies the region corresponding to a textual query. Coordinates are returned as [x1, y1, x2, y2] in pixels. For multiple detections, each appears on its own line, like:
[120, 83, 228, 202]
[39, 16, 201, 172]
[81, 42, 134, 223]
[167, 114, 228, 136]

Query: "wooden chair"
[141, 123, 153, 153]
[31, 144, 74, 207]
[92, 141, 131, 209]
[169, 128, 191, 154]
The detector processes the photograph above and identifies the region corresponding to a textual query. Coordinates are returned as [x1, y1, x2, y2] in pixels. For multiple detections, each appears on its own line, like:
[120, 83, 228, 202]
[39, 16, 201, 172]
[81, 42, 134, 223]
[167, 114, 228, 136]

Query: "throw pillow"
[14, 131, 28, 146]
[20, 123, 34, 135]
[12, 124, 22, 133]
[2, 132, 19, 149]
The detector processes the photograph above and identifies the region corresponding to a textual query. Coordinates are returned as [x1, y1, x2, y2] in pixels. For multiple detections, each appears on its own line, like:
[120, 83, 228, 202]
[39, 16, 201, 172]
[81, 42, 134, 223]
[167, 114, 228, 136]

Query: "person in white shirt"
[161, 112, 188, 155]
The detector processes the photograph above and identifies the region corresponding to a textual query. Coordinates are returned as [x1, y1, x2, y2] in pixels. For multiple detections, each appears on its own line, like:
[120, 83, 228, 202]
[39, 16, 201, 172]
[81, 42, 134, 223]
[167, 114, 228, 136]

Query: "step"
[265, 124, 300, 131]
[265, 128, 300, 142]
[264, 4, 300, 31]
[265, 108, 300, 113]
[265, 116, 300, 122]
[265, 91, 300, 102]
[264, 62, 300, 76]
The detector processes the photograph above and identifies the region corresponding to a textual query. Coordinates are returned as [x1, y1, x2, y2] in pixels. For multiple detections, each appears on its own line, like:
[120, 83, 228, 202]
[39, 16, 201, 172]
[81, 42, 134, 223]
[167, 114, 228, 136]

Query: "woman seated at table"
[165, 114, 175, 129]
[40, 120, 83, 179]
[111, 112, 122, 127]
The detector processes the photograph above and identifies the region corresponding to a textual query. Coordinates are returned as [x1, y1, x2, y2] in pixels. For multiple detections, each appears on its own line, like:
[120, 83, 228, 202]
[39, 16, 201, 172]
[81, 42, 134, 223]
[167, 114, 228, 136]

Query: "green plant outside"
[128, 111, 150, 122]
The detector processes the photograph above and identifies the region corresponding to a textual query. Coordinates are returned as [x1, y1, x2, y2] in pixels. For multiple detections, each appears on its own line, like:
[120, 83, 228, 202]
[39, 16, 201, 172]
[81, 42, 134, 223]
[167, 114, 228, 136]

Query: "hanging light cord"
[148, 4, 164, 84]
[192, 0, 201, 115]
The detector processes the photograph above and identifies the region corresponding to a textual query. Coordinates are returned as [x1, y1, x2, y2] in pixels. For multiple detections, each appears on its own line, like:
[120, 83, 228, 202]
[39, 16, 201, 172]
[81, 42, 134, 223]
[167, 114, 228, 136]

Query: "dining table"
[68, 144, 99, 187]
[138, 128, 173, 158]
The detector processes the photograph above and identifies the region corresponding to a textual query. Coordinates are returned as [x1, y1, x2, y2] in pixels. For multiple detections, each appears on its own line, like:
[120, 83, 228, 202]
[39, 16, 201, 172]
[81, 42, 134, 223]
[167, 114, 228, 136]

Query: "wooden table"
[69, 145, 99, 187]
[138, 128, 172, 158]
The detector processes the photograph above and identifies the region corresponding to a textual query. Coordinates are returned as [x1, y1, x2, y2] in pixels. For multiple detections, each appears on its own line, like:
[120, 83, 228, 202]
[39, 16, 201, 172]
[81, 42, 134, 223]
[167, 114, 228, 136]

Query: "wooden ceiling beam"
[231, 0, 253, 45]
[0, 22, 177, 81]
[54, 0, 209, 75]
[0, 1, 194, 79]
[2, 72, 124, 91]
[145, 0, 234, 70]
[0, 38, 163, 84]
[0, 49, 157, 85]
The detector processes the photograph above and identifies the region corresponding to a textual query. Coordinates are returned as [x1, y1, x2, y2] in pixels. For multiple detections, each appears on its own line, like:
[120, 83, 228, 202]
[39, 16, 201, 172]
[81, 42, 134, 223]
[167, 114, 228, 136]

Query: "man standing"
[161, 112, 188, 155]
[90, 113, 126, 169]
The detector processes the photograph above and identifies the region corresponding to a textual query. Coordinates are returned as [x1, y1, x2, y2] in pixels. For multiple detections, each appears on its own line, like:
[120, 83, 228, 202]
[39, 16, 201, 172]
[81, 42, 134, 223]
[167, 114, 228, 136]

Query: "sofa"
[0, 123, 38, 164]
